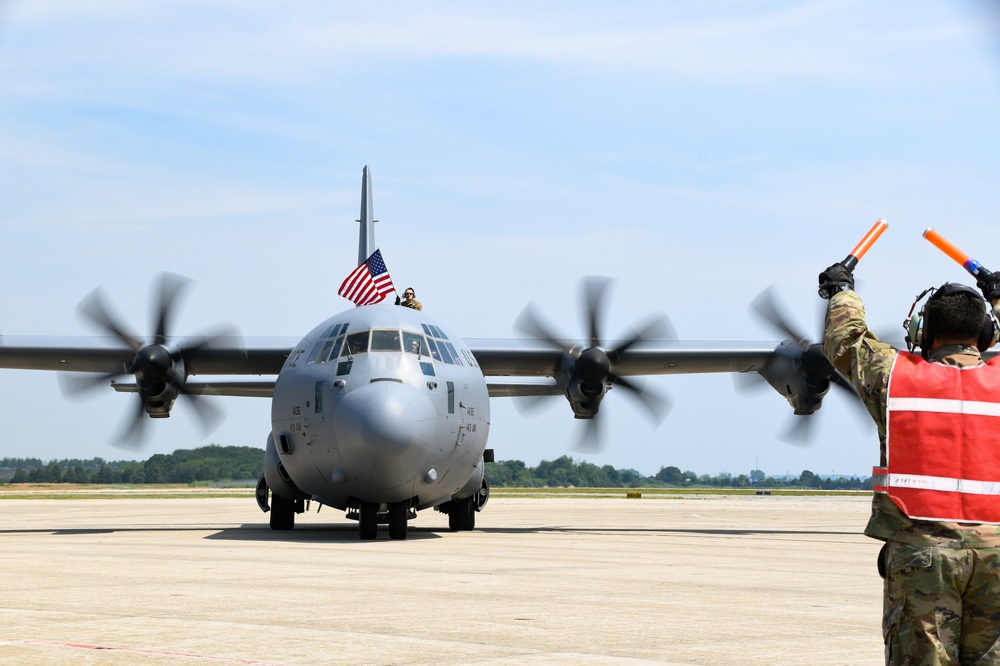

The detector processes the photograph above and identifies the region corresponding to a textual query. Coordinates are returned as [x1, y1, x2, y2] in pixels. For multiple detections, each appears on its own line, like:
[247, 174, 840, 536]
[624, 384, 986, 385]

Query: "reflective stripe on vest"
[880, 351, 1000, 524]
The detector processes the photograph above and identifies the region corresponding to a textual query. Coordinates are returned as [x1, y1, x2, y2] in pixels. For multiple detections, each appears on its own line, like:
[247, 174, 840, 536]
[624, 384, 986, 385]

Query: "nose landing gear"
[351, 499, 416, 540]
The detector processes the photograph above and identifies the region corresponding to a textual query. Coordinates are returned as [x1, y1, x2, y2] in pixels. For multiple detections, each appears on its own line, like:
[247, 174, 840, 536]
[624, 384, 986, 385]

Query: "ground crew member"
[394, 287, 422, 311]
[819, 262, 1000, 665]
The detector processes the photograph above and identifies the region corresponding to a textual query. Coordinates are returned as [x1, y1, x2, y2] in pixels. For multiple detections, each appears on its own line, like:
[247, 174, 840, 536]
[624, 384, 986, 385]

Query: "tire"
[448, 497, 475, 531]
[269, 494, 295, 530]
[359, 501, 378, 540]
[388, 501, 408, 540]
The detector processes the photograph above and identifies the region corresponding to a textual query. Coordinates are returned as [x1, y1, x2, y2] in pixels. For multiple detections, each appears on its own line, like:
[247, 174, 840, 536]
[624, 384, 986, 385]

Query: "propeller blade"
[178, 391, 224, 434]
[59, 370, 126, 397]
[78, 288, 143, 352]
[609, 315, 676, 358]
[611, 374, 671, 425]
[114, 395, 149, 449]
[178, 325, 244, 355]
[780, 414, 814, 447]
[153, 273, 190, 346]
[515, 304, 574, 355]
[512, 394, 559, 414]
[830, 371, 859, 398]
[582, 276, 612, 349]
[751, 286, 809, 344]
[572, 416, 603, 453]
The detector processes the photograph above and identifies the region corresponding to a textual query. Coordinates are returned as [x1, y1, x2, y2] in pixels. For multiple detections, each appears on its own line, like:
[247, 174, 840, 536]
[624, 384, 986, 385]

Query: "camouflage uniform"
[823, 289, 1000, 665]
[399, 297, 422, 311]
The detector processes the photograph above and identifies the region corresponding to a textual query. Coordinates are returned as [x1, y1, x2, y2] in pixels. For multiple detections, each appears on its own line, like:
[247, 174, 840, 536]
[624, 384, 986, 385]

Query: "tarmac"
[0, 493, 884, 665]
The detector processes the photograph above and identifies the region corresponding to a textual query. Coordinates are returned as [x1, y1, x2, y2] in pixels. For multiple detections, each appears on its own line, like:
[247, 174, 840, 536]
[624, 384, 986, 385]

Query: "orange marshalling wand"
[842, 219, 888, 271]
[922, 228, 991, 279]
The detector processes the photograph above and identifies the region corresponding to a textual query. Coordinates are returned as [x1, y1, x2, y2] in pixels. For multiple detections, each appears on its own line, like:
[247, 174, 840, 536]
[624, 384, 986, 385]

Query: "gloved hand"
[977, 270, 1000, 302]
[818, 263, 855, 299]
[394, 295, 401, 305]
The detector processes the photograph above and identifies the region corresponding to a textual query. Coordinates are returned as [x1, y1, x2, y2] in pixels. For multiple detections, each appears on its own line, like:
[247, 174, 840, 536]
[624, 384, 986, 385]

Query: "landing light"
[424, 468, 438, 484]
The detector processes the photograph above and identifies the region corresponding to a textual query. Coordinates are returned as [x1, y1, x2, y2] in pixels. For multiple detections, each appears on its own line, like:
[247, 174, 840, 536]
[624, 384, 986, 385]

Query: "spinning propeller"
[743, 286, 866, 444]
[516, 277, 674, 452]
[63, 273, 238, 447]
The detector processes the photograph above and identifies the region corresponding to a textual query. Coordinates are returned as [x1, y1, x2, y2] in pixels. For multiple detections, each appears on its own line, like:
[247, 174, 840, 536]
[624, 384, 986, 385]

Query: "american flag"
[338, 249, 396, 306]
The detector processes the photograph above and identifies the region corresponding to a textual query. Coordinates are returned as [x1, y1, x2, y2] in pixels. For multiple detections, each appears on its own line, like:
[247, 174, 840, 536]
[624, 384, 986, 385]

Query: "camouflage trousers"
[883, 541, 1000, 665]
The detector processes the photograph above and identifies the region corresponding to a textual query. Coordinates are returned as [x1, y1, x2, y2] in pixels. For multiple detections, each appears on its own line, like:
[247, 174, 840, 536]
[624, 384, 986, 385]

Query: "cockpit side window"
[370, 329, 401, 352]
[305, 341, 325, 365]
[435, 339, 455, 365]
[403, 332, 429, 356]
[344, 331, 369, 356]
[444, 342, 463, 366]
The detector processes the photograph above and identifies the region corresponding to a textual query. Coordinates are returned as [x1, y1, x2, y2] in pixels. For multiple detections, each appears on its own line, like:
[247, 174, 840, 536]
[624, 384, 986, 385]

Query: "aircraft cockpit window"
[434, 326, 449, 340]
[336, 360, 353, 376]
[306, 336, 344, 365]
[426, 338, 443, 362]
[315, 340, 335, 364]
[371, 330, 401, 352]
[420, 361, 435, 376]
[403, 332, 429, 356]
[434, 339, 455, 365]
[320, 324, 338, 339]
[444, 342, 464, 366]
[421, 324, 433, 337]
[344, 331, 369, 356]
[325, 337, 344, 362]
[305, 341, 325, 365]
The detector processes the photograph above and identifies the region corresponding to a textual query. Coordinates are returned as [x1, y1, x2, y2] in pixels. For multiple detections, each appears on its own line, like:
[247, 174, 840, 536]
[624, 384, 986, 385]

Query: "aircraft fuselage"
[264, 303, 491, 530]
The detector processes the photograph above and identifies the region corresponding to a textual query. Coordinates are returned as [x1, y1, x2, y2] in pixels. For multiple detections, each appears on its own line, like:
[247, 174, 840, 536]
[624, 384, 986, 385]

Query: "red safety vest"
[872, 351, 1000, 524]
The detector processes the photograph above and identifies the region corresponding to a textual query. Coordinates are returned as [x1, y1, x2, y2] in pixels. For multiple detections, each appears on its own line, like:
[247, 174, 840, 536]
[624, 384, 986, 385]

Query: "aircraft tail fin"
[357, 166, 376, 265]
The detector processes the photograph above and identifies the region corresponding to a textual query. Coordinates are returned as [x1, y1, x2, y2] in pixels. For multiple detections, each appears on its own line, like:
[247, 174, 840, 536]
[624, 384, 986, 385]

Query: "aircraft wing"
[466, 338, 777, 377]
[0, 336, 292, 375]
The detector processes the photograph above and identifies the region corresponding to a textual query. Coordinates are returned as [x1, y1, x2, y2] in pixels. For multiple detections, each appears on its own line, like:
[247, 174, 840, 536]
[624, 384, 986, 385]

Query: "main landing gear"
[436, 478, 489, 532]
[352, 500, 415, 540]
[258, 476, 305, 531]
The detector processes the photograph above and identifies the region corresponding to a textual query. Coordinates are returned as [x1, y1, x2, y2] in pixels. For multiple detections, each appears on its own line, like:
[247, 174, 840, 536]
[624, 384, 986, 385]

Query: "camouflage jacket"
[822, 289, 1000, 547]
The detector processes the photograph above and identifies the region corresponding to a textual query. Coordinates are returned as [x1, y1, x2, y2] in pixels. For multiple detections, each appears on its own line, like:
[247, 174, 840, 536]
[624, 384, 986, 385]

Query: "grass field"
[0, 484, 868, 500]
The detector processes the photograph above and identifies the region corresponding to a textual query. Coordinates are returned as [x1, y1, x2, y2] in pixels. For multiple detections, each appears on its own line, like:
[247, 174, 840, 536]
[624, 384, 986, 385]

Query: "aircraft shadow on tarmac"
[202, 524, 865, 543]
[0, 525, 861, 542]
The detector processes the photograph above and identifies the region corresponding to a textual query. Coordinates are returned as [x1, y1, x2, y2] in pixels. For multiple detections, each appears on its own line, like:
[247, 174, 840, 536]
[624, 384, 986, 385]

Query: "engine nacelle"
[565, 377, 609, 419]
[759, 340, 831, 415]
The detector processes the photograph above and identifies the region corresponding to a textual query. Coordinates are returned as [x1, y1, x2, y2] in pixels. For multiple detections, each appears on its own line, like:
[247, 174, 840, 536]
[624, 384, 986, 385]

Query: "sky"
[1, 1, 999, 477]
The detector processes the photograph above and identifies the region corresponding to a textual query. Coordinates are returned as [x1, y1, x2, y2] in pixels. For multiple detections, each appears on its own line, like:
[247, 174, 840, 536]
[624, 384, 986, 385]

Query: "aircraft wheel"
[388, 501, 408, 540]
[270, 494, 295, 530]
[359, 501, 378, 540]
[448, 497, 476, 531]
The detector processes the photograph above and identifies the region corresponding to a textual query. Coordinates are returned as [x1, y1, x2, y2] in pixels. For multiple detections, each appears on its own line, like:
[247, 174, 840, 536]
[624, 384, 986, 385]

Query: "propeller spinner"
[516, 276, 674, 452]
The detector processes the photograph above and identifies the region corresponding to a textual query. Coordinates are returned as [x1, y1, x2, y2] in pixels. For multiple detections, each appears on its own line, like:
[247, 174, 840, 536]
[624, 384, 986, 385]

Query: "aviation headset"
[904, 282, 1000, 358]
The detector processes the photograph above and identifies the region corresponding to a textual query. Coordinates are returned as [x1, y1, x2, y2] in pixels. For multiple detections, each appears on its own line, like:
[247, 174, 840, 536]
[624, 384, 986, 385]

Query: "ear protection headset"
[904, 282, 1000, 358]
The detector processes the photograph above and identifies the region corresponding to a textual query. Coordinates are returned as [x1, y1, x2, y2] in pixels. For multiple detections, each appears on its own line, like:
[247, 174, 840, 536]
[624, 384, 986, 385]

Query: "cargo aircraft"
[0, 167, 855, 539]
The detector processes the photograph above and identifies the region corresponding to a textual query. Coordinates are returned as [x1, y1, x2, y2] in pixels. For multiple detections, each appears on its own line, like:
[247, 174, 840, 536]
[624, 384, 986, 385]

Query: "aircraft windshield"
[344, 331, 369, 355]
[370, 330, 401, 352]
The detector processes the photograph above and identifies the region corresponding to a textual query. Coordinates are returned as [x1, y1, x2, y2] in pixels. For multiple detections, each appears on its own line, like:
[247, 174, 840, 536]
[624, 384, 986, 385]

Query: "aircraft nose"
[334, 381, 438, 488]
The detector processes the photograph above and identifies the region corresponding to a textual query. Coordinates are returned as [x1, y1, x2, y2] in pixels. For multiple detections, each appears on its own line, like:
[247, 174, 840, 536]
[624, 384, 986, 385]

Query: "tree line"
[0, 445, 264, 485]
[485, 457, 872, 490]
[0, 447, 871, 489]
